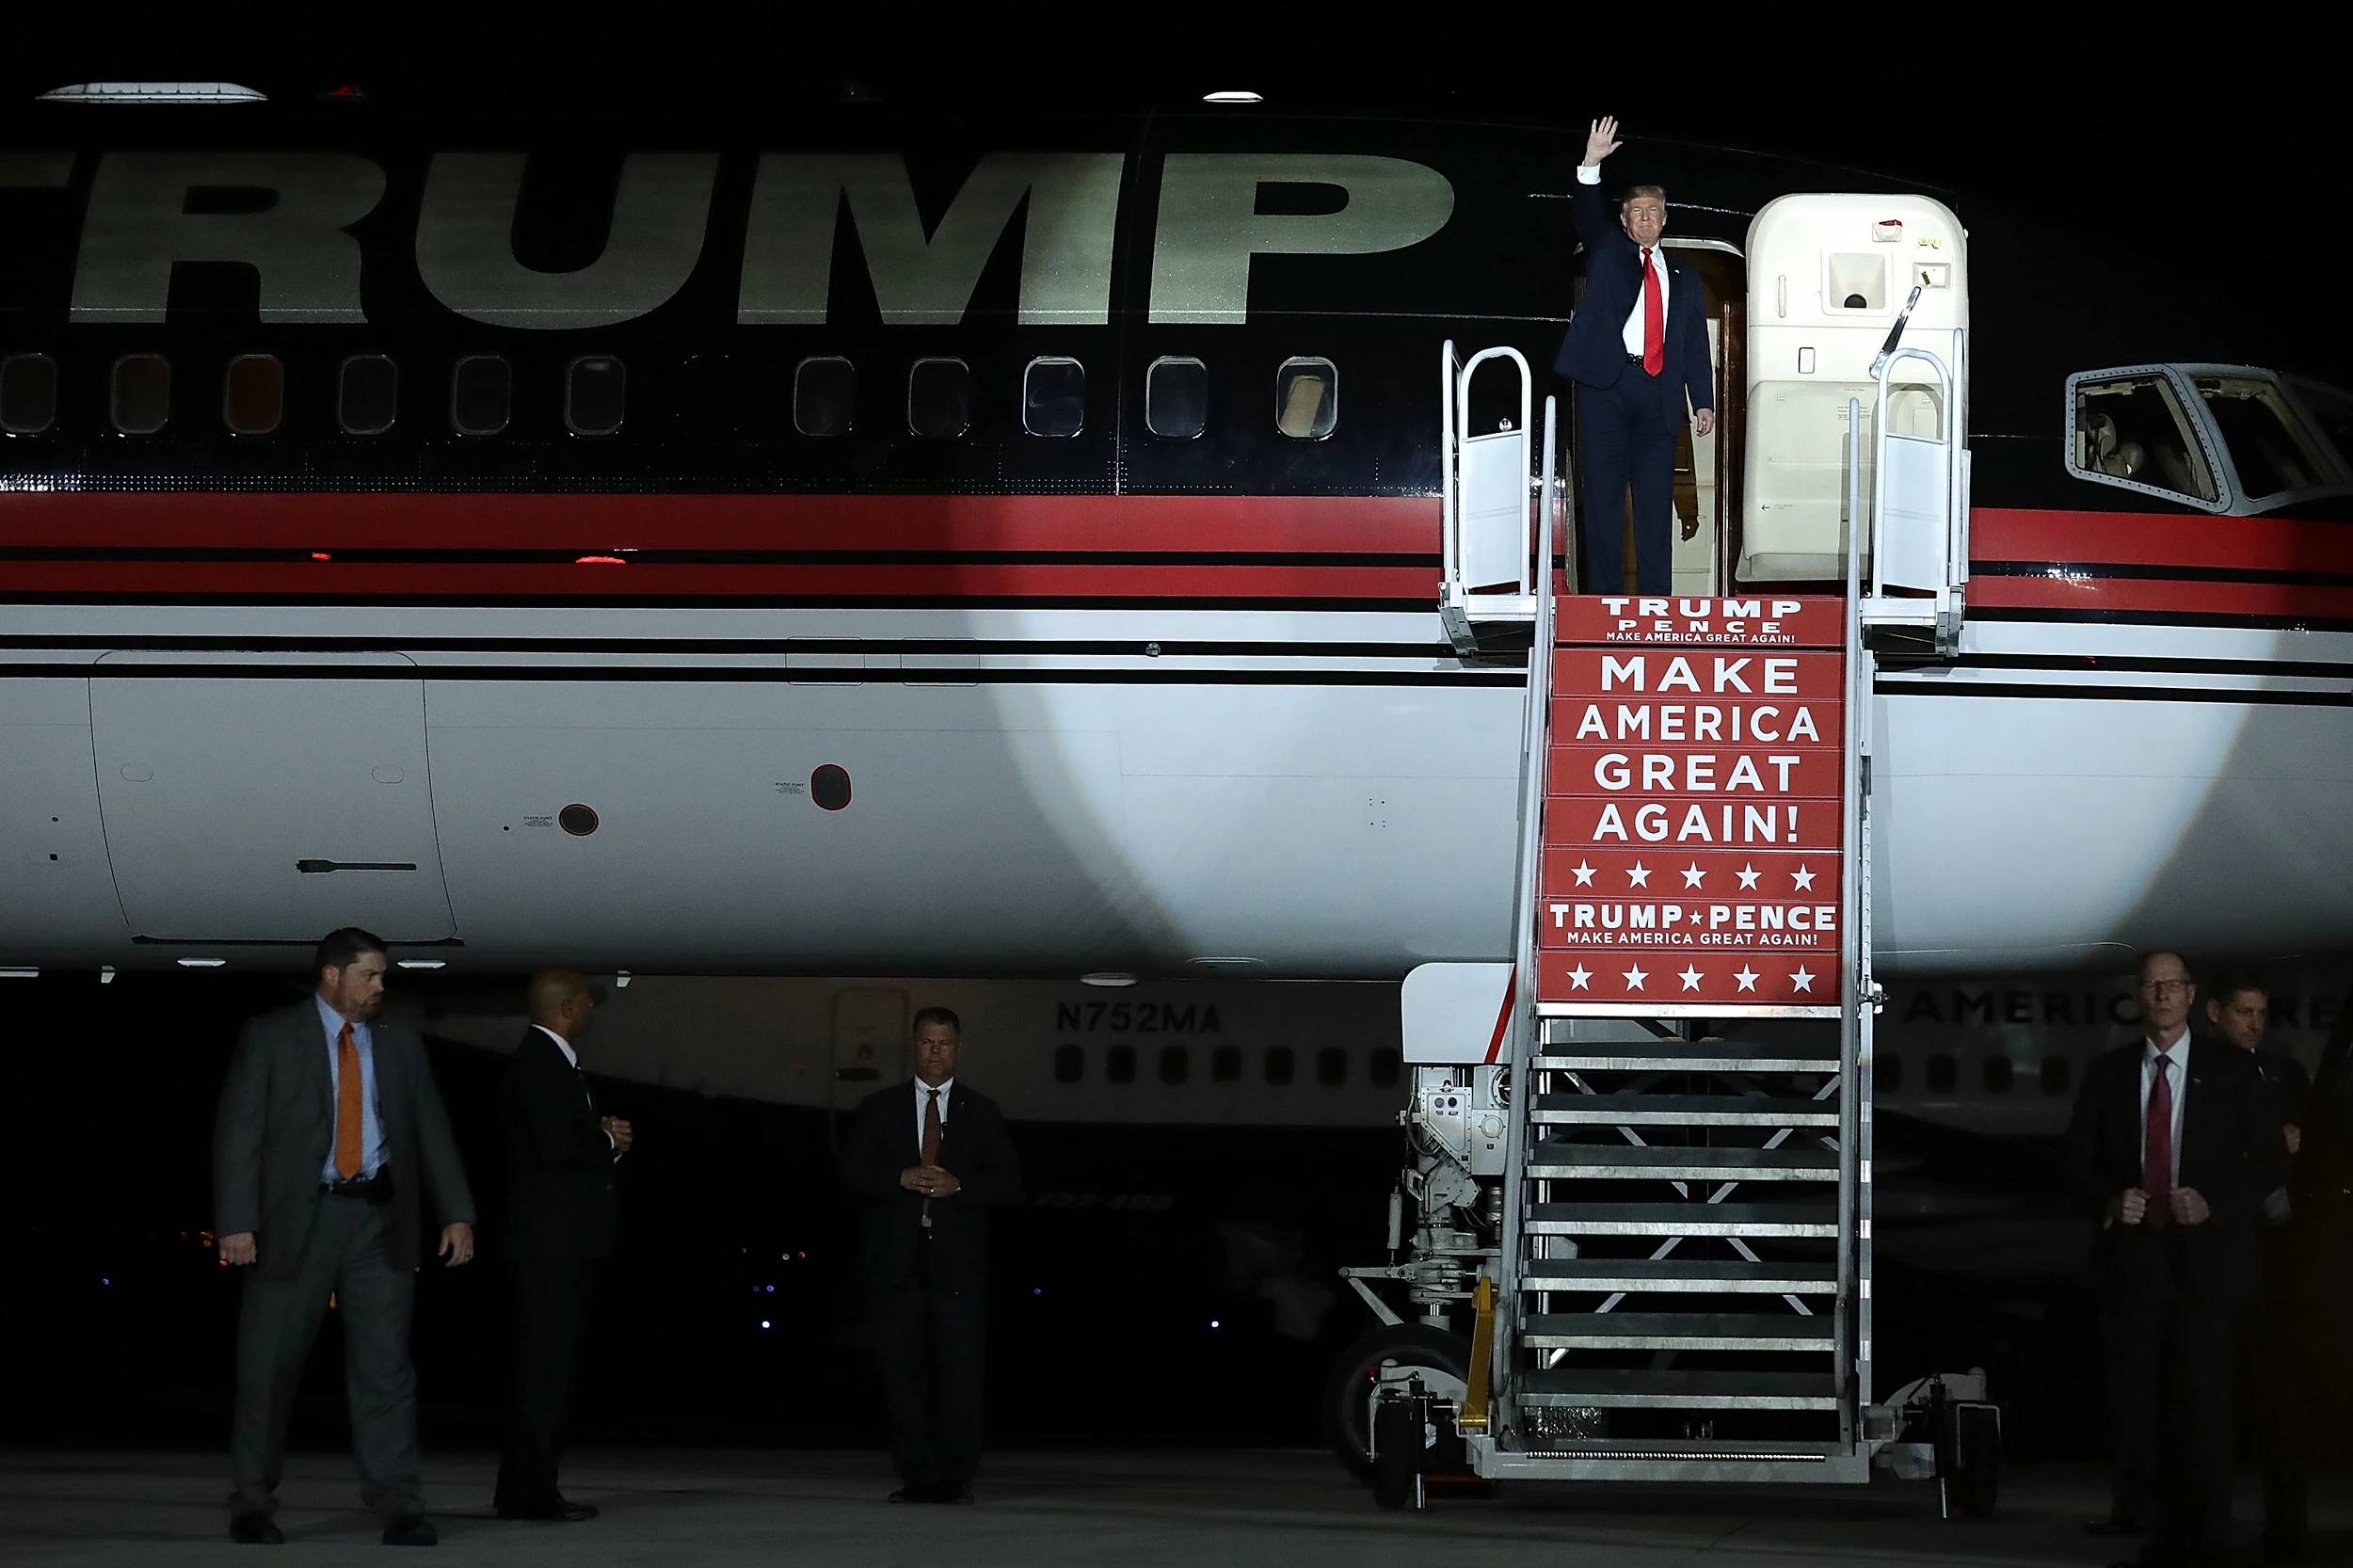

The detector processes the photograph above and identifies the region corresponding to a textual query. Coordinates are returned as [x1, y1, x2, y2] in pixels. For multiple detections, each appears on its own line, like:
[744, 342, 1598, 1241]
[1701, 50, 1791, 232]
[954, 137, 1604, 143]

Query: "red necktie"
[2142, 1055, 2172, 1229]
[334, 1023, 363, 1180]
[1640, 248, 1664, 376]
[920, 1088, 942, 1219]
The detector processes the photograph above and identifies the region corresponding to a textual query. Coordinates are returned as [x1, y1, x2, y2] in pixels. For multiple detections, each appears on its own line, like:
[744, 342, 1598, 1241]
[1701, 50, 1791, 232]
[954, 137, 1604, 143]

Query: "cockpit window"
[2193, 374, 2342, 498]
[2069, 373, 2218, 504]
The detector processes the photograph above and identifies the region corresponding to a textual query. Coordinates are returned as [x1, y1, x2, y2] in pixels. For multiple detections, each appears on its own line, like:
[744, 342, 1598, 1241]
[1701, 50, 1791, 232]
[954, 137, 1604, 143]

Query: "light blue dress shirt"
[316, 995, 387, 1181]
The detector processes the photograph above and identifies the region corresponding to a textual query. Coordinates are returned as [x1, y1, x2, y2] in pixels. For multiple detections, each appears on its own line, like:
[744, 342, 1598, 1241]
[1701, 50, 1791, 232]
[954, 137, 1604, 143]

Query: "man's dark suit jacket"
[2061, 1037, 2287, 1308]
[214, 1000, 475, 1281]
[839, 1081, 1020, 1292]
[504, 1029, 618, 1263]
[1552, 175, 1715, 413]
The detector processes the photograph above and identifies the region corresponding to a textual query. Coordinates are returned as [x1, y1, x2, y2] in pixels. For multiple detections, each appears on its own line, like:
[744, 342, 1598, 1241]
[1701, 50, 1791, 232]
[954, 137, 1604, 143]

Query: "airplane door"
[830, 986, 909, 1106]
[90, 657, 458, 943]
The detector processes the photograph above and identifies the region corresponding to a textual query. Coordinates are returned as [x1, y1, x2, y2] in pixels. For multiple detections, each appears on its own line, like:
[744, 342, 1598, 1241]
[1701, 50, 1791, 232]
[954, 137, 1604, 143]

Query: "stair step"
[1524, 1144, 1837, 1181]
[1532, 1094, 1840, 1128]
[1520, 1312, 1836, 1352]
[1519, 1258, 1839, 1294]
[1525, 1202, 1838, 1238]
[1534, 1046, 1840, 1074]
[1516, 1368, 1839, 1411]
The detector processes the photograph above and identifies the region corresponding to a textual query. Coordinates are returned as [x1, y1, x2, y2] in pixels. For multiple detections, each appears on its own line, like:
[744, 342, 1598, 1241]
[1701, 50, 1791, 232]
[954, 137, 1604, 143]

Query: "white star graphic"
[1790, 967, 1817, 993]
[1571, 859, 1597, 888]
[1790, 863, 1817, 892]
[1734, 966, 1760, 992]
[1680, 862, 1705, 889]
[1622, 965, 1648, 991]
[1678, 965, 1705, 992]
[1626, 861, 1652, 888]
[1566, 964, 1593, 991]
[1736, 863, 1762, 890]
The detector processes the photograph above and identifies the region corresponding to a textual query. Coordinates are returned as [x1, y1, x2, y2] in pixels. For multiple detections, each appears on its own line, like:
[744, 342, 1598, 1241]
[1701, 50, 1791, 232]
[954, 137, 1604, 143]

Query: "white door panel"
[90, 675, 456, 942]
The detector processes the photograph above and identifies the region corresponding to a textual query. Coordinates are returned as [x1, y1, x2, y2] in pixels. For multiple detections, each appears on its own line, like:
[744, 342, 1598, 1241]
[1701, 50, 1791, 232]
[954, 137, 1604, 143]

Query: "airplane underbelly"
[1873, 675, 2353, 971]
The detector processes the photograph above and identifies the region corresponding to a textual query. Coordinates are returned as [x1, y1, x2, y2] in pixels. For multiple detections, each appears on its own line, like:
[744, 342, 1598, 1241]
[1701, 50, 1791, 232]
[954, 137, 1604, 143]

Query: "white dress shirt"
[1576, 163, 1669, 355]
[534, 1024, 618, 1157]
[2138, 1031, 2192, 1188]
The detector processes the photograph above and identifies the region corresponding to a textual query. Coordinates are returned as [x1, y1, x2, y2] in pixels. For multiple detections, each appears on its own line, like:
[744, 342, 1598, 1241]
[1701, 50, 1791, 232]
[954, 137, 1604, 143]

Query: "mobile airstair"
[1337, 333, 1995, 1512]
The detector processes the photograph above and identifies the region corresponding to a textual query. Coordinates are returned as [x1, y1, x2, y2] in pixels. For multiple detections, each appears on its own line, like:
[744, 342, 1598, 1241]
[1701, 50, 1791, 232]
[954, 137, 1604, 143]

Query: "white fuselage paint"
[2, 601, 2348, 977]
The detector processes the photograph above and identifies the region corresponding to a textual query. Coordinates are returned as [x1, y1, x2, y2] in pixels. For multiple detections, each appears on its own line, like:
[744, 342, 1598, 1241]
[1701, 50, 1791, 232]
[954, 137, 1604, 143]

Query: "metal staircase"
[1367, 348, 1995, 1502]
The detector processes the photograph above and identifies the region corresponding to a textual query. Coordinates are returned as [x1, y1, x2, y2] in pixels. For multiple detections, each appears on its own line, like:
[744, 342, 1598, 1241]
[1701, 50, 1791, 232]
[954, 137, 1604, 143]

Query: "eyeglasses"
[2140, 979, 2190, 996]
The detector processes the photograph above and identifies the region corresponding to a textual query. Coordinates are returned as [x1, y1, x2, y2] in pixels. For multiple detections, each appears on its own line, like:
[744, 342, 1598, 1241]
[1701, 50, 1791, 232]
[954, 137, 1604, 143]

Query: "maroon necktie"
[1640, 248, 1665, 376]
[2143, 1054, 2173, 1229]
[920, 1088, 942, 1219]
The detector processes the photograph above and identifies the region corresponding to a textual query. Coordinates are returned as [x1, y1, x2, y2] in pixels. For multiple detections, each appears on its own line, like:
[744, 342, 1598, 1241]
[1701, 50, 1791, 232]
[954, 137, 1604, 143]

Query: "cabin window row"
[1874, 1052, 2074, 1096]
[0, 351, 1342, 442]
[1048, 1042, 1400, 1088]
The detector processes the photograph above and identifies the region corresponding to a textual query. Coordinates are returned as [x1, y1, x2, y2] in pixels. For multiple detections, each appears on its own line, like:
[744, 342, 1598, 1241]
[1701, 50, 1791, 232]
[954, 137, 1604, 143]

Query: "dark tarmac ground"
[5, 1448, 2351, 1567]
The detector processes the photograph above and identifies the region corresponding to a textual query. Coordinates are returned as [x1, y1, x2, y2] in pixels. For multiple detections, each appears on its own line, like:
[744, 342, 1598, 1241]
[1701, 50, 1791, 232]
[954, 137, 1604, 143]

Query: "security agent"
[1554, 114, 1717, 595]
[2208, 972, 2313, 1562]
[838, 1007, 1020, 1503]
[2063, 951, 2286, 1568]
[214, 928, 476, 1547]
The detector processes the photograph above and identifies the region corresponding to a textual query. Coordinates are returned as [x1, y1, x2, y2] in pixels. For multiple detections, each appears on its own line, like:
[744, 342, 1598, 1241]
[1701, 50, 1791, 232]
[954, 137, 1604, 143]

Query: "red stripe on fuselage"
[0, 491, 1440, 554]
[1971, 507, 2353, 574]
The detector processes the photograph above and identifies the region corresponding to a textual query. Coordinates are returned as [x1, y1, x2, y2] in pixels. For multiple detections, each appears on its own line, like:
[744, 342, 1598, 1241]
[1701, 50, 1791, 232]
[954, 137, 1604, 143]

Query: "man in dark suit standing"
[494, 969, 631, 1524]
[2064, 951, 2287, 1567]
[839, 1006, 1020, 1503]
[1555, 114, 1716, 595]
[214, 928, 476, 1547]
[2208, 972, 2312, 1561]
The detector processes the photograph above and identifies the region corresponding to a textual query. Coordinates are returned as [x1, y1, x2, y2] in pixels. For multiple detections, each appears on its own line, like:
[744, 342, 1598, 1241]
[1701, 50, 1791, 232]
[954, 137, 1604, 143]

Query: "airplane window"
[906, 357, 970, 440]
[1317, 1047, 1348, 1086]
[2290, 377, 2353, 471]
[1264, 1047, 1296, 1086]
[0, 353, 57, 434]
[2070, 374, 2217, 504]
[1275, 358, 1337, 440]
[1369, 1048, 1401, 1089]
[451, 355, 512, 437]
[2192, 374, 2342, 499]
[1876, 1053, 1903, 1092]
[1925, 1053, 1957, 1094]
[566, 355, 626, 437]
[1159, 1046, 1190, 1085]
[1210, 1045, 1241, 1083]
[1053, 1045, 1083, 1084]
[1146, 357, 1208, 440]
[1981, 1055, 2013, 1095]
[1023, 357, 1085, 438]
[338, 355, 398, 436]
[222, 354, 283, 436]
[1105, 1045, 1136, 1084]
[110, 354, 170, 435]
[794, 356, 853, 437]
[2040, 1055, 2072, 1095]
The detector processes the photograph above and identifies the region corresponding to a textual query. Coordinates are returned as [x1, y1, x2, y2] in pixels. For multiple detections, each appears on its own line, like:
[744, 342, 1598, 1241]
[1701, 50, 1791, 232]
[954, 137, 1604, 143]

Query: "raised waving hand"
[1583, 116, 1622, 168]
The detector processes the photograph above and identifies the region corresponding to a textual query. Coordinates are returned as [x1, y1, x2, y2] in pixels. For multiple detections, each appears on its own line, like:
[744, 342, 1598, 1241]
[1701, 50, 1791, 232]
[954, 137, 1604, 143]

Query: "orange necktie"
[334, 1022, 363, 1180]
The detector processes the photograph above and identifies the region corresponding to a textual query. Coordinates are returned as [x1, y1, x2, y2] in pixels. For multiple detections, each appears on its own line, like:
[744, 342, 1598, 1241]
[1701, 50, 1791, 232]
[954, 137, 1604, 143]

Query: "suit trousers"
[228, 1195, 422, 1523]
[872, 1236, 987, 1496]
[2103, 1266, 2233, 1551]
[2238, 1256, 2308, 1546]
[1577, 369, 1681, 596]
[496, 1260, 597, 1510]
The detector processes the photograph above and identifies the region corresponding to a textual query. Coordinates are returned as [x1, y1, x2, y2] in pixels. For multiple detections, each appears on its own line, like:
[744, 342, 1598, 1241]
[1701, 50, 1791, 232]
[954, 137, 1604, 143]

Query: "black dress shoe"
[497, 1498, 600, 1522]
[229, 1512, 283, 1544]
[888, 1487, 936, 1503]
[381, 1514, 438, 1546]
[938, 1489, 973, 1504]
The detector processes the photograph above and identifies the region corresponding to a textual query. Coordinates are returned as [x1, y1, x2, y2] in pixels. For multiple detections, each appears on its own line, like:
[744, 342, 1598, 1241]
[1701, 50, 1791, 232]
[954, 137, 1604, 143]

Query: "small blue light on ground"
[760, 1320, 771, 1330]
[1032, 1288, 1042, 1296]
[1209, 1320, 1220, 1329]
[102, 1278, 110, 1286]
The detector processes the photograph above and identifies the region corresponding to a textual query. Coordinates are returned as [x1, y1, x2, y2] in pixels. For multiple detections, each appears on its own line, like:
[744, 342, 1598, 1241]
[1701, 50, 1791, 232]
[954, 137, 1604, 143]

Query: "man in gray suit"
[214, 927, 477, 1546]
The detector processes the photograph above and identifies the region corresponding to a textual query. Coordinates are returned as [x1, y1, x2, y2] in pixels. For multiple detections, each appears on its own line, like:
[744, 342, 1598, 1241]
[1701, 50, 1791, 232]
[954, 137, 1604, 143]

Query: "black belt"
[322, 1168, 394, 1203]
